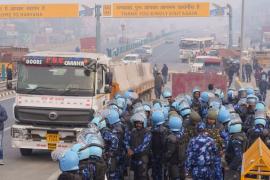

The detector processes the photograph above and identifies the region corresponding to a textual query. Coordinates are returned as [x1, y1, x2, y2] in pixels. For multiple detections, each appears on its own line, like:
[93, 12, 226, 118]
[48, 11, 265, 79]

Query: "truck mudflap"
[172, 72, 228, 97]
[11, 124, 83, 151]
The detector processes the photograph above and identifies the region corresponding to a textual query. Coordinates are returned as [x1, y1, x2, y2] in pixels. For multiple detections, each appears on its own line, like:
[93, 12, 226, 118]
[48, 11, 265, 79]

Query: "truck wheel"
[20, 148, 33, 156]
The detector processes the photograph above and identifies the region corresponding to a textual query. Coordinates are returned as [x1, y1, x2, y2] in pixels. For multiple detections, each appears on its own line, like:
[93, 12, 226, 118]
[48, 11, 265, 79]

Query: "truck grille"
[15, 106, 94, 126]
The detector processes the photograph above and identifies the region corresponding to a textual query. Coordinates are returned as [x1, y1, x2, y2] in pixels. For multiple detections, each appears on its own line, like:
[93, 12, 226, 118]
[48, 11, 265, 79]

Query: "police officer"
[186, 122, 223, 180]
[191, 87, 201, 114]
[151, 110, 168, 180]
[106, 109, 126, 180]
[205, 108, 224, 154]
[238, 88, 247, 100]
[226, 88, 238, 105]
[217, 108, 231, 149]
[125, 113, 152, 180]
[91, 114, 119, 178]
[162, 88, 174, 105]
[234, 98, 248, 123]
[164, 115, 186, 180]
[243, 95, 258, 132]
[225, 119, 248, 180]
[185, 110, 201, 141]
[199, 91, 209, 119]
[247, 117, 270, 148]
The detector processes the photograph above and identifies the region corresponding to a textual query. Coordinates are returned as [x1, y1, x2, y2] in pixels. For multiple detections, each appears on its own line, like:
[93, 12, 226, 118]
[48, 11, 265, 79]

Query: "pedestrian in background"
[154, 72, 164, 99]
[161, 64, 168, 84]
[153, 64, 158, 78]
[245, 63, 252, 83]
[0, 104, 8, 165]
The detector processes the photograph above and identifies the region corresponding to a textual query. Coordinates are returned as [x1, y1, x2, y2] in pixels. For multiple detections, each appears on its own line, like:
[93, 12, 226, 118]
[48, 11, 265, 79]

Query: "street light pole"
[227, 4, 233, 48]
[240, 0, 245, 81]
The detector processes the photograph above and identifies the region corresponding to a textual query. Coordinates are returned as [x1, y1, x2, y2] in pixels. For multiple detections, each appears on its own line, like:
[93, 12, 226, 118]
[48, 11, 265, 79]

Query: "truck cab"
[11, 52, 112, 155]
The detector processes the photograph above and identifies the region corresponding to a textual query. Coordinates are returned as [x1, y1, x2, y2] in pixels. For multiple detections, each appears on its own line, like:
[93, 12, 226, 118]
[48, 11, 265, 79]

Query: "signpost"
[103, 2, 210, 18]
[0, 4, 79, 18]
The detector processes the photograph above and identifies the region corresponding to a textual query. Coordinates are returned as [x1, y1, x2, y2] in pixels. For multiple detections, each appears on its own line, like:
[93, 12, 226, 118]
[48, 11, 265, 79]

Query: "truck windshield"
[16, 64, 95, 96]
[180, 40, 200, 50]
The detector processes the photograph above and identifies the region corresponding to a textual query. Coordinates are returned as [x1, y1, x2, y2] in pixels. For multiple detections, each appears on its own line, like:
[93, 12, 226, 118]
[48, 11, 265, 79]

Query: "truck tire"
[20, 148, 32, 156]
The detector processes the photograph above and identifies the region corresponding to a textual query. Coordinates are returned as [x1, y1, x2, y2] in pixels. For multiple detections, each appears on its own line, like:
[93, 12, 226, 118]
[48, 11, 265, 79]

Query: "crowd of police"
[52, 83, 269, 180]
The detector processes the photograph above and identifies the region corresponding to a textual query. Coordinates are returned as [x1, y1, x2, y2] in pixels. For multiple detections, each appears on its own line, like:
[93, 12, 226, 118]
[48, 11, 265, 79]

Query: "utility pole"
[227, 4, 233, 48]
[240, 0, 245, 81]
[95, 5, 102, 53]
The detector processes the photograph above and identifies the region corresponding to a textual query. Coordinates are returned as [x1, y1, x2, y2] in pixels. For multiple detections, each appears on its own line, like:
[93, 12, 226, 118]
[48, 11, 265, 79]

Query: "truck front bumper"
[11, 124, 83, 150]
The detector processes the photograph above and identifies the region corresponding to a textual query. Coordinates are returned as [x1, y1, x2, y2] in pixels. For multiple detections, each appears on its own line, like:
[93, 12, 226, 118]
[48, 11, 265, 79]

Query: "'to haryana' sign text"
[0, 4, 78, 19]
[103, 2, 210, 18]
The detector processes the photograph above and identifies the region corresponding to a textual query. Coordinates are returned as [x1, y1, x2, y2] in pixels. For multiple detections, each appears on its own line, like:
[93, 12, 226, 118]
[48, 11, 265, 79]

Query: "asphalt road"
[149, 40, 190, 73]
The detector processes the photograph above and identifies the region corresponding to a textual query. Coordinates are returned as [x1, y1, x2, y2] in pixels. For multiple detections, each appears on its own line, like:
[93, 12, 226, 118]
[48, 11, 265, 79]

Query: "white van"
[121, 54, 142, 63]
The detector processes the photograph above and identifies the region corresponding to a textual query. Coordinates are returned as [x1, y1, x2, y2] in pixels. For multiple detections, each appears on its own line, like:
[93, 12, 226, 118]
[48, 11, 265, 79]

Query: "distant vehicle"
[207, 49, 219, 56]
[121, 54, 142, 63]
[133, 48, 150, 62]
[179, 37, 215, 63]
[142, 45, 153, 56]
[203, 56, 222, 74]
[165, 38, 174, 44]
[191, 56, 222, 74]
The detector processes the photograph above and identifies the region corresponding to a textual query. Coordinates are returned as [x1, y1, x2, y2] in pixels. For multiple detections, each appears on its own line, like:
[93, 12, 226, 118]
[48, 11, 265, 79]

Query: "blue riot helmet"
[254, 117, 267, 127]
[143, 103, 151, 112]
[131, 112, 147, 128]
[151, 110, 165, 126]
[200, 91, 209, 103]
[152, 101, 163, 110]
[225, 104, 236, 114]
[228, 112, 242, 134]
[162, 88, 172, 98]
[228, 122, 242, 134]
[171, 101, 179, 111]
[132, 102, 145, 114]
[77, 125, 100, 145]
[238, 88, 247, 99]
[214, 89, 224, 100]
[255, 102, 266, 112]
[217, 108, 230, 124]
[91, 115, 106, 130]
[178, 100, 191, 117]
[106, 109, 120, 125]
[116, 96, 127, 112]
[247, 94, 258, 106]
[246, 87, 254, 95]
[168, 115, 183, 132]
[227, 90, 233, 98]
[162, 106, 169, 120]
[229, 112, 242, 124]
[59, 150, 79, 172]
[192, 87, 200, 94]
[255, 109, 266, 119]
[114, 93, 122, 99]
[71, 143, 83, 153]
[84, 133, 105, 149]
[209, 100, 222, 111]
[183, 94, 192, 106]
[88, 146, 103, 157]
[192, 87, 200, 98]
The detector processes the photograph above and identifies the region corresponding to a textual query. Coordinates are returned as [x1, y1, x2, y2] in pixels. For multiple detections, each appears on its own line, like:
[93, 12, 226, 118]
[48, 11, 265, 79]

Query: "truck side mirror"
[105, 72, 113, 86]
[104, 85, 112, 93]
[84, 69, 91, 76]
